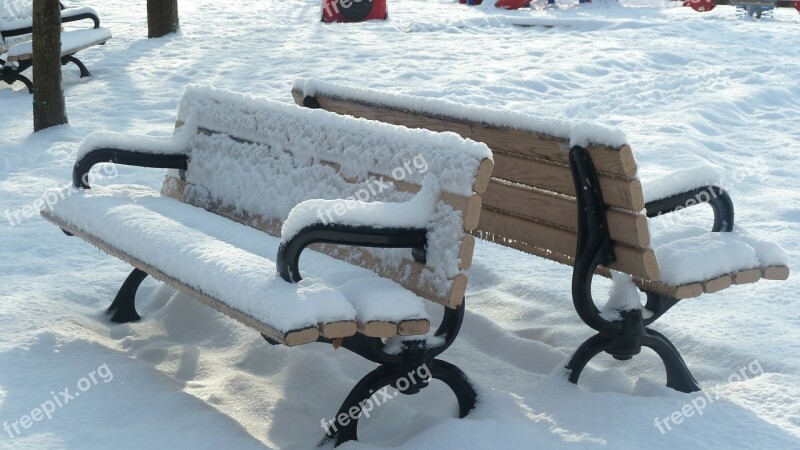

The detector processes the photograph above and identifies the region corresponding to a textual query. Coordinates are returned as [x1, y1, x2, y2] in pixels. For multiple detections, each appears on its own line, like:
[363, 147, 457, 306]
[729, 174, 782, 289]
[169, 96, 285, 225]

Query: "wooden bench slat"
[358, 321, 398, 338]
[762, 266, 790, 280]
[492, 150, 645, 212]
[292, 89, 638, 179]
[702, 275, 733, 294]
[482, 179, 651, 249]
[318, 321, 358, 339]
[397, 319, 431, 336]
[476, 208, 660, 280]
[734, 268, 761, 285]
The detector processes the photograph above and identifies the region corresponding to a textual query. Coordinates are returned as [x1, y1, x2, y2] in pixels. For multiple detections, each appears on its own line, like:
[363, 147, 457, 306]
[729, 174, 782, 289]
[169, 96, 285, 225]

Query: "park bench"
[1, 0, 111, 93]
[292, 79, 791, 393]
[42, 85, 494, 445]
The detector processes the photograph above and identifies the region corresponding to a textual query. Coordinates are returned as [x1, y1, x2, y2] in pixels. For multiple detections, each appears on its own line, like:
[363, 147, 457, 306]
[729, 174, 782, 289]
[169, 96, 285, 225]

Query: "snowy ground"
[1, 0, 799, 448]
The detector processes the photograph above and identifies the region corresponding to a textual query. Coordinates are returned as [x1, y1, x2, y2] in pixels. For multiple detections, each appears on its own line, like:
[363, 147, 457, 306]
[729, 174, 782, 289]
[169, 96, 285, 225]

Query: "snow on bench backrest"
[291, 79, 658, 278]
[162, 85, 493, 308]
[0, 0, 33, 53]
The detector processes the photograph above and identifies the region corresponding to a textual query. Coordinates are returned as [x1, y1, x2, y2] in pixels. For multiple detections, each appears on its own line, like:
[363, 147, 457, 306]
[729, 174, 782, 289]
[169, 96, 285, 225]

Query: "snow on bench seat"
[41, 184, 430, 346]
[6, 27, 111, 62]
[651, 225, 789, 293]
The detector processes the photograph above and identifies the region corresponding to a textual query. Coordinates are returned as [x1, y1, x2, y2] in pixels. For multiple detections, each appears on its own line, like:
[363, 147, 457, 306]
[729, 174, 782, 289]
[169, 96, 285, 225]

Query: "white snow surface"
[1, 0, 799, 449]
[6, 27, 112, 59]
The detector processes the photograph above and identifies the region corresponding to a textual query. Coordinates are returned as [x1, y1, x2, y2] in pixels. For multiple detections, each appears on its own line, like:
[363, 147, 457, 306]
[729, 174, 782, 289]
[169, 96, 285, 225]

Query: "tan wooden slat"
[358, 321, 398, 338]
[634, 278, 704, 300]
[42, 211, 323, 346]
[459, 235, 475, 270]
[293, 90, 638, 178]
[703, 275, 733, 294]
[734, 269, 761, 285]
[762, 266, 790, 280]
[398, 319, 430, 336]
[163, 177, 470, 308]
[491, 150, 645, 212]
[318, 321, 358, 339]
[474, 158, 494, 194]
[482, 179, 650, 249]
[475, 208, 660, 280]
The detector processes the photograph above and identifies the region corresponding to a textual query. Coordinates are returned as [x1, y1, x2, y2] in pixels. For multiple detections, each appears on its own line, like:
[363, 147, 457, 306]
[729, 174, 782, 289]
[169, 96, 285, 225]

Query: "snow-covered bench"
[41, 85, 493, 445]
[1, 1, 111, 93]
[292, 79, 791, 394]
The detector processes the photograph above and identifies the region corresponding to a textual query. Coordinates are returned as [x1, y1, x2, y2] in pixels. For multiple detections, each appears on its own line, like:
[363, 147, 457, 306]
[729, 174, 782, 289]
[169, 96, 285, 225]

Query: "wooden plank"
[165, 176, 470, 308]
[634, 278, 704, 300]
[734, 268, 761, 285]
[358, 321, 398, 338]
[42, 211, 322, 346]
[459, 235, 475, 270]
[762, 266, 790, 280]
[702, 275, 733, 294]
[482, 179, 651, 249]
[293, 90, 638, 178]
[491, 150, 645, 212]
[475, 209, 660, 280]
[318, 321, 358, 339]
[474, 158, 494, 194]
[398, 319, 430, 336]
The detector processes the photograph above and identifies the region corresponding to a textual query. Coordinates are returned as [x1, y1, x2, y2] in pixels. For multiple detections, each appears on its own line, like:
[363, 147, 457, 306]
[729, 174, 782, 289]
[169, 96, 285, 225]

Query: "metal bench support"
[564, 146, 705, 393]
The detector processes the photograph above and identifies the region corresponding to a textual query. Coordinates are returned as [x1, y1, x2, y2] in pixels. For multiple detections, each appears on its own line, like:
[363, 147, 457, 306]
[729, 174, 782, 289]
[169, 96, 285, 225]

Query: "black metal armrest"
[74, 148, 188, 189]
[277, 223, 427, 283]
[645, 185, 734, 232]
[60, 8, 101, 29]
[0, 8, 100, 39]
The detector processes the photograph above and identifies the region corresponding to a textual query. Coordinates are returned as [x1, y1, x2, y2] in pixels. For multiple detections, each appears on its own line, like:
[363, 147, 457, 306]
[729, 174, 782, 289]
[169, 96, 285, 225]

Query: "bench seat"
[42, 184, 430, 346]
[6, 27, 111, 62]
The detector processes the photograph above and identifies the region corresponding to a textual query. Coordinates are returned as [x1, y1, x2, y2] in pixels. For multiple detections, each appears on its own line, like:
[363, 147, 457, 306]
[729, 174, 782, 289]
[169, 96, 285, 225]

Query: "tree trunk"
[147, 0, 179, 38]
[32, 0, 67, 132]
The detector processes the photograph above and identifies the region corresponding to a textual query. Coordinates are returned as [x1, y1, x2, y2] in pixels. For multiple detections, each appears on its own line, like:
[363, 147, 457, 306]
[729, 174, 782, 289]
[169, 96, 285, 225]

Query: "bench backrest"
[291, 80, 661, 284]
[162, 85, 493, 308]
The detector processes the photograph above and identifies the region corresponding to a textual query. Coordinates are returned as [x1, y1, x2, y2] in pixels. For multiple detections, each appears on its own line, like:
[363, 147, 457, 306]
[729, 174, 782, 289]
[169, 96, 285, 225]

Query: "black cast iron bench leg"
[1, 61, 34, 93]
[316, 301, 476, 447]
[565, 146, 704, 393]
[107, 267, 147, 323]
[61, 54, 91, 78]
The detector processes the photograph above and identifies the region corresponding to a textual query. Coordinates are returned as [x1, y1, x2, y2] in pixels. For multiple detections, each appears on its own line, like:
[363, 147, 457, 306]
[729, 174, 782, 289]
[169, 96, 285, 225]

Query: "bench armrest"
[60, 6, 100, 29]
[74, 130, 194, 188]
[0, 7, 100, 39]
[277, 224, 427, 283]
[645, 185, 734, 232]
